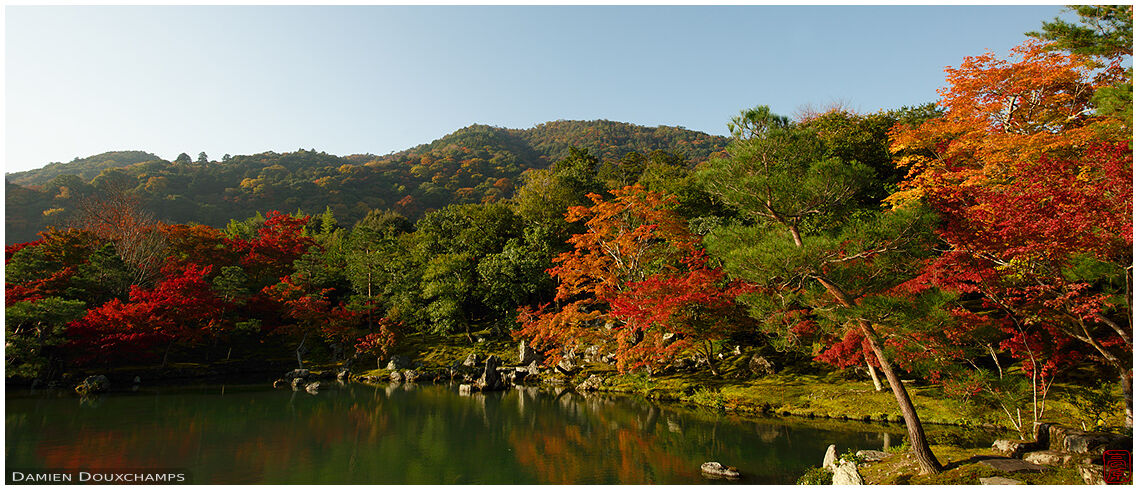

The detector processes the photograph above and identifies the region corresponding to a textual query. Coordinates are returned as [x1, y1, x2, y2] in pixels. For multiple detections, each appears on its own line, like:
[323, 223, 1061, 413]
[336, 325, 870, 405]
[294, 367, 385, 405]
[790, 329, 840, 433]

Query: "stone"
[526, 361, 541, 376]
[977, 459, 1048, 473]
[831, 459, 863, 485]
[402, 370, 418, 383]
[749, 355, 775, 377]
[822, 444, 838, 471]
[336, 367, 351, 381]
[272, 379, 288, 389]
[389, 370, 403, 383]
[476, 355, 506, 391]
[305, 382, 320, 394]
[519, 340, 542, 365]
[699, 462, 740, 479]
[556, 357, 577, 375]
[386, 355, 411, 371]
[284, 369, 310, 381]
[462, 353, 482, 368]
[74, 375, 110, 395]
[290, 377, 307, 390]
[457, 384, 473, 396]
[584, 345, 601, 363]
[856, 450, 890, 462]
[978, 476, 1024, 485]
[1077, 463, 1106, 485]
[992, 439, 1031, 458]
[576, 375, 603, 392]
[1023, 450, 1071, 467]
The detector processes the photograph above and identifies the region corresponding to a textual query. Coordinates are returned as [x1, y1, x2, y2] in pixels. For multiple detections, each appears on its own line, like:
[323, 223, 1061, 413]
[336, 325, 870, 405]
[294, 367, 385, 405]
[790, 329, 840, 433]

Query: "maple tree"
[516, 185, 739, 373]
[890, 36, 1133, 426]
[67, 263, 228, 366]
[889, 40, 1127, 206]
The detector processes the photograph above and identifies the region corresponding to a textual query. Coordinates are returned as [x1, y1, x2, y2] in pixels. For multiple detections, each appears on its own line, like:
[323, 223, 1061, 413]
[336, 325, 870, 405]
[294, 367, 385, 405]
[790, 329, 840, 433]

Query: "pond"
[6, 382, 977, 484]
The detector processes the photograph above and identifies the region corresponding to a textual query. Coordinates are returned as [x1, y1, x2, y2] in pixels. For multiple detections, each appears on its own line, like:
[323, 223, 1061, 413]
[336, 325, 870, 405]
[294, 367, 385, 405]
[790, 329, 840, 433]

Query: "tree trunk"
[866, 355, 883, 392]
[296, 332, 308, 369]
[814, 275, 942, 474]
[860, 320, 942, 474]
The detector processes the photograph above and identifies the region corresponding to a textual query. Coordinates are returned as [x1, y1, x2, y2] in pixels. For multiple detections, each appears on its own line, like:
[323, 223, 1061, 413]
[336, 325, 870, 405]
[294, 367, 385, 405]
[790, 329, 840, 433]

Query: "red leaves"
[517, 186, 748, 372]
[67, 264, 228, 365]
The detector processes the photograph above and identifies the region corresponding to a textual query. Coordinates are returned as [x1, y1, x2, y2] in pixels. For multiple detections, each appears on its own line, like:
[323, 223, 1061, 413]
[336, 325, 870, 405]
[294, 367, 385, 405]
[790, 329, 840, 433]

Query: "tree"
[174, 153, 192, 165]
[73, 185, 168, 287]
[197, 152, 210, 165]
[889, 40, 1127, 206]
[6, 297, 87, 379]
[1028, 5, 1133, 59]
[699, 106, 944, 474]
[890, 39, 1133, 426]
[516, 186, 740, 373]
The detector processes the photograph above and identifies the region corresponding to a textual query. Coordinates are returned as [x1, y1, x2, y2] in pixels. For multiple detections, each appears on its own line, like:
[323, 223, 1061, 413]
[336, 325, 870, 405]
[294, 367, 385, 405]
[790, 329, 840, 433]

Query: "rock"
[272, 379, 288, 389]
[556, 357, 577, 375]
[749, 355, 775, 377]
[822, 444, 838, 471]
[584, 345, 601, 363]
[992, 439, 1031, 458]
[476, 355, 506, 391]
[462, 353, 482, 368]
[519, 340, 542, 365]
[1023, 450, 1071, 467]
[526, 361, 541, 375]
[386, 355, 411, 371]
[457, 384, 473, 396]
[576, 375, 603, 392]
[731, 345, 742, 356]
[832, 459, 863, 485]
[389, 370, 404, 383]
[305, 382, 320, 394]
[978, 476, 1024, 485]
[977, 459, 1048, 473]
[290, 377, 307, 390]
[336, 367, 351, 381]
[402, 370, 418, 383]
[661, 332, 679, 345]
[74, 375, 111, 395]
[1077, 463, 1106, 485]
[856, 450, 890, 462]
[699, 462, 740, 479]
[284, 369, 310, 381]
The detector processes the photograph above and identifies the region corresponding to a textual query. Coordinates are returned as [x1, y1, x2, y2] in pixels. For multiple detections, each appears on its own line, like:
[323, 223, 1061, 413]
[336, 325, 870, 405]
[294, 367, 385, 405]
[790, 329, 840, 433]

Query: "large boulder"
[749, 355, 775, 377]
[519, 341, 542, 365]
[831, 459, 863, 485]
[386, 355, 412, 371]
[699, 462, 740, 479]
[305, 382, 320, 394]
[476, 355, 507, 391]
[821, 444, 838, 471]
[856, 450, 891, 462]
[290, 377, 307, 390]
[461, 353, 483, 368]
[284, 369, 311, 381]
[74, 375, 110, 395]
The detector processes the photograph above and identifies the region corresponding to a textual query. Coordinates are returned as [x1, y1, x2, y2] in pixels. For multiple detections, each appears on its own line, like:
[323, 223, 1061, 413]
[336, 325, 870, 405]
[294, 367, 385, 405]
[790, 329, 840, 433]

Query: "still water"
[8, 382, 919, 484]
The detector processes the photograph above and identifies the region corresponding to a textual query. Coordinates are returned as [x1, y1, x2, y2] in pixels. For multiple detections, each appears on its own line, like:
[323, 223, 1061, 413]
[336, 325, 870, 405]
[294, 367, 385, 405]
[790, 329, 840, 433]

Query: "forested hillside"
[5, 121, 727, 244]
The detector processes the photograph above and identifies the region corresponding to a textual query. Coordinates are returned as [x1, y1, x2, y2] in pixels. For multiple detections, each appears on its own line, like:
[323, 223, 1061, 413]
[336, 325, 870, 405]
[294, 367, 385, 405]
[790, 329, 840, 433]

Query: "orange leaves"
[889, 40, 1123, 206]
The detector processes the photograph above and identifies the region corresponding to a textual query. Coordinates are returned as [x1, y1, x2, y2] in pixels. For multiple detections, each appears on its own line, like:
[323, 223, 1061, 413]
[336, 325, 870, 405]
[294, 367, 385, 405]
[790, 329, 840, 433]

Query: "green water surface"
[7, 382, 918, 484]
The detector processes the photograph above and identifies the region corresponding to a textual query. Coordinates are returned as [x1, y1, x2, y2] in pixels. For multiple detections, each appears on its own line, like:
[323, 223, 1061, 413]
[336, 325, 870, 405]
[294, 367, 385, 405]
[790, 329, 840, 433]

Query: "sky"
[5, 5, 1068, 173]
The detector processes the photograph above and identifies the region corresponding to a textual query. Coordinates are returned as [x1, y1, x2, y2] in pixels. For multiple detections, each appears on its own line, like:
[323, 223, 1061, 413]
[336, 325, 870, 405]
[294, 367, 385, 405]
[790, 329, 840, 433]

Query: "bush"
[796, 466, 831, 485]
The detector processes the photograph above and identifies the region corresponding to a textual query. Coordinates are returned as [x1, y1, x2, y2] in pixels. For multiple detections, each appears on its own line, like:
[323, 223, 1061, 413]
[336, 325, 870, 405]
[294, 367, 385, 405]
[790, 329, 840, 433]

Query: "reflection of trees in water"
[8, 384, 930, 484]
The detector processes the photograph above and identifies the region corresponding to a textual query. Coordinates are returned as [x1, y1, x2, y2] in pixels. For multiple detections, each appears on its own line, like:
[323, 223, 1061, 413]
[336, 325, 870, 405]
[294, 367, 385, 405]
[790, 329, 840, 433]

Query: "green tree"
[6, 297, 87, 379]
[699, 106, 944, 474]
[1029, 5, 1133, 59]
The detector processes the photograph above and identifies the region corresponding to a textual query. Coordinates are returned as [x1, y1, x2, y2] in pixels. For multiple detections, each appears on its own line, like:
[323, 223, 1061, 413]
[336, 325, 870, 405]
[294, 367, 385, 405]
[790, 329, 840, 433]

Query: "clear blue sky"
[6, 5, 1067, 173]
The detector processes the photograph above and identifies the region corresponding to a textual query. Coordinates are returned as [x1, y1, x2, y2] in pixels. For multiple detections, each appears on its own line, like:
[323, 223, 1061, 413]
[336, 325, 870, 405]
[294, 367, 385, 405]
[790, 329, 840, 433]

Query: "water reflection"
[7, 383, 987, 484]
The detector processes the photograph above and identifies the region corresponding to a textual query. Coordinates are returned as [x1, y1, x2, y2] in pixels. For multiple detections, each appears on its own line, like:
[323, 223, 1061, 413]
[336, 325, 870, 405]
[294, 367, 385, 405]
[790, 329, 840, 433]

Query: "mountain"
[4, 120, 729, 244]
[7, 151, 163, 187]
